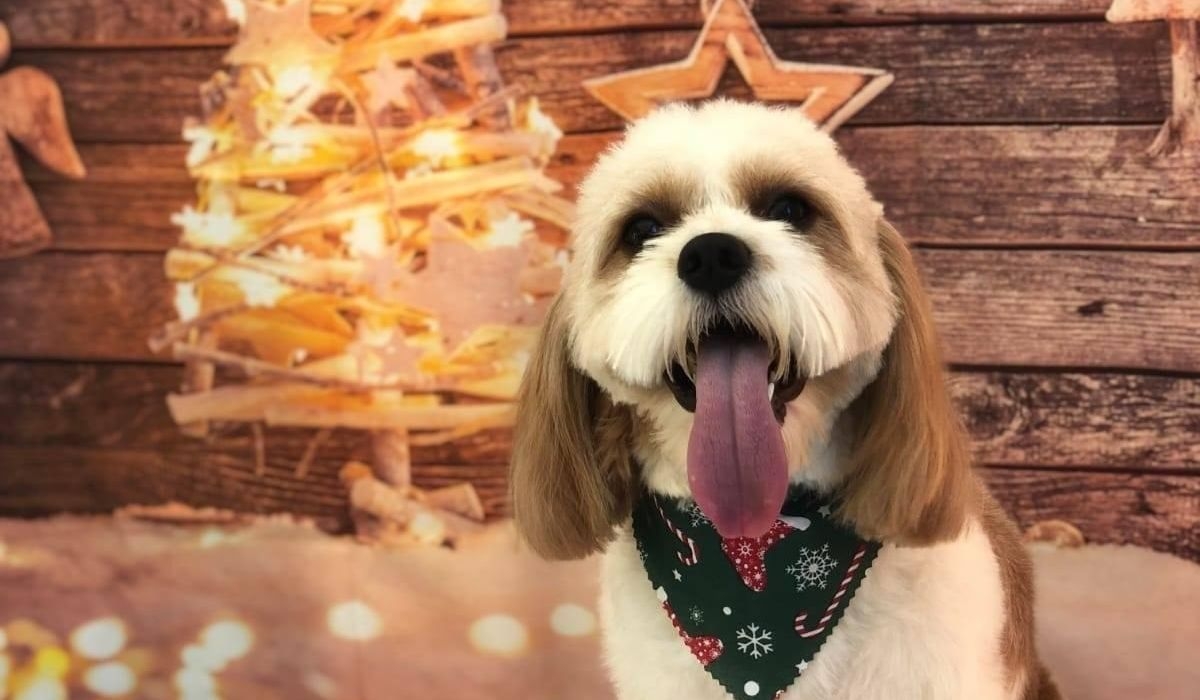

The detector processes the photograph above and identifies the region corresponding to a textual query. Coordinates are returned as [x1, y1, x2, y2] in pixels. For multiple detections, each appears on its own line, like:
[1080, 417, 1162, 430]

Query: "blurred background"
[0, 0, 1196, 698]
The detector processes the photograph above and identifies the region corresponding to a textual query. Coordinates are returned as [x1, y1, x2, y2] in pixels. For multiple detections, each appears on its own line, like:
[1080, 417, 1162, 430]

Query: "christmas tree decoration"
[1107, 0, 1200, 155]
[583, 0, 892, 130]
[0, 20, 87, 259]
[152, 0, 571, 544]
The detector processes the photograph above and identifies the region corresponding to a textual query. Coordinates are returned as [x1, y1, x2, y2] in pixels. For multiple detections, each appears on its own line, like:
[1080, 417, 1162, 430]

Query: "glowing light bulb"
[174, 283, 201, 322]
[198, 528, 227, 548]
[408, 512, 446, 545]
[274, 65, 319, 99]
[173, 206, 243, 247]
[267, 126, 314, 163]
[70, 618, 127, 660]
[184, 125, 220, 168]
[344, 216, 387, 258]
[270, 244, 309, 263]
[468, 614, 529, 658]
[525, 99, 564, 142]
[394, 0, 428, 22]
[409, 129, 459, 166]
[83, 661, 137, 697]
[232, 270, 288, 308]
[487, 212, 534, 248]
[221, 0, 246, 25]
[173, 667, 216, 695]
[326, 600, 383, 641]
[550, 603, 596, 637]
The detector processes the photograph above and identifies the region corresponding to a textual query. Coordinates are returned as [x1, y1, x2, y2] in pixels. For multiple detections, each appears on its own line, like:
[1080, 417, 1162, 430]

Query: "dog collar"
[631, 489, 880, 700]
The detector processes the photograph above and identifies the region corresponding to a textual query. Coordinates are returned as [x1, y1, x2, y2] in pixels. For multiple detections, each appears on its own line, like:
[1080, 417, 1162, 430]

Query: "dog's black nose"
[677, 232, 752, 297]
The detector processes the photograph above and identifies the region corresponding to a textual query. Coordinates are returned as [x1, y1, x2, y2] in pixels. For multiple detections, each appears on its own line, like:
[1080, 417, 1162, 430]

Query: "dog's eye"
[764, 194, 813, 229]
[621, 215, 664, 252]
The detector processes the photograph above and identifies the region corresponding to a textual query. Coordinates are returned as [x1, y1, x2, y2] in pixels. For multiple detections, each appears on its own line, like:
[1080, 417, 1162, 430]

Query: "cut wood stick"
[454, 44, 510, 128]
[166, 383, 333, 425]
[342, 14, 507, 72]
[180, 331, 217, 437]
[264, 401, 516, 431]
[372, 429, 412, 489]
[421, 483, 486, 522]
[294, 428, 333, 478]
[252, 422, 266, 477]
[502, 190, 575, 230]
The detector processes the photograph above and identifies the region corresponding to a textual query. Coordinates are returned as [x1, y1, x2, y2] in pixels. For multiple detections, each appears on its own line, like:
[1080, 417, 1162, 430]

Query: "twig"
[252, 422, 267, 477]
[295, 428, 333, 478]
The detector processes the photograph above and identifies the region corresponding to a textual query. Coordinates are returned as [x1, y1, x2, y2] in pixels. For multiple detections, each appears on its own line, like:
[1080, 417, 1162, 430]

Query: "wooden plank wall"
[1, 0, 1197, 559]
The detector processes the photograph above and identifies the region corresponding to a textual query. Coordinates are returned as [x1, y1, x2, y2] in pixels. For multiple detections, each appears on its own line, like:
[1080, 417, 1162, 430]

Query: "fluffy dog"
[510, 100, 1059, 700]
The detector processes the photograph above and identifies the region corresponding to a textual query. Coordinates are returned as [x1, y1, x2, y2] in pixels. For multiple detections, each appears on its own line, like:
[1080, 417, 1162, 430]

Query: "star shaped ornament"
[584, 0, 893, 131]
[363, 55, 417, 116]
[225, 0, 338, 71]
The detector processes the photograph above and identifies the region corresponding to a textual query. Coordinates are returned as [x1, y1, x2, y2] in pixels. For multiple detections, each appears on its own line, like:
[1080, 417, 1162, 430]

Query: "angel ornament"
[0, 20, 87, 258]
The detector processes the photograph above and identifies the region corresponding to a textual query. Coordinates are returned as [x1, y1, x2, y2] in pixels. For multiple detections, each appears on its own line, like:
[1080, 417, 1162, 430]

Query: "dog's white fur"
[510, 101, 1052, 700]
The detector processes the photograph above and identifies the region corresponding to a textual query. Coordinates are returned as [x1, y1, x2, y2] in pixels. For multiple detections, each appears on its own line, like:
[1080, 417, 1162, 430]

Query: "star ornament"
[584, 0, 893, 131]
[225, 0, 338, 71]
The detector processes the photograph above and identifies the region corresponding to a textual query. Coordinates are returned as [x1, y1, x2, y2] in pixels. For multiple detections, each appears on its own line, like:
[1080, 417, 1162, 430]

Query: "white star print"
[673, 569, 683, 581]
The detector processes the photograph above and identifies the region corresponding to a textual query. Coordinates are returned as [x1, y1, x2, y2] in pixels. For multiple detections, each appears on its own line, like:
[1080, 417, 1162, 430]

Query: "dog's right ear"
[510, 296, 635, 560]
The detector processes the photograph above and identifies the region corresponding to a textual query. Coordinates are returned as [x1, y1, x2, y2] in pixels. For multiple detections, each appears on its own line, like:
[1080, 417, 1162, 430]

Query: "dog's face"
[512, 101, 969, 559]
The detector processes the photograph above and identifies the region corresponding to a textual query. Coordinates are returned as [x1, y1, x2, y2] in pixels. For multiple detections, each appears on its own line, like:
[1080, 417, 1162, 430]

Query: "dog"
[510, 100, 1060, 700]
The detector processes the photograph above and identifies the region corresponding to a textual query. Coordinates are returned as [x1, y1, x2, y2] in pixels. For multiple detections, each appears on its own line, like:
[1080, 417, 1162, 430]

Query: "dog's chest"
[599, 523, 1016, 700]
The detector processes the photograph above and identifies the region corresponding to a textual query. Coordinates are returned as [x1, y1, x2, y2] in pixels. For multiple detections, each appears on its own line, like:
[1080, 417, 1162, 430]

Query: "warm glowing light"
[232, 269, 288, 308]
[198, 528, 227, 548]
[199, 620, 254, 663]
[70, 617, 127, 661]
[173, 206, 244, 247]
[487, 212, 534, 248]
[394, 0, 428, 22]
[182, 643, 228, 672]
[84, 661, 137, 697]
[173, 667, 216, 696]
[34, 647, 71, 677]
[408, 512, 446, 545]
[0, 627, 7, 650]
[549, 603, 596, 637]
[468, 614, 529, 658]
[326, 600, 383, 641]
[269, 244, 309, 263]
[174, 283, 201, 322]
[344, 215, 387, 258]
[184, 125, 222, 168]
[274, 65, 319, 99]
[267, 126, 314, 163]
[16, 677, 66, 700]
[409, 129, 459, 165]
[525, 99, 564, 142]
[221, 0, 246, 25]
[0, 653, 9, 685]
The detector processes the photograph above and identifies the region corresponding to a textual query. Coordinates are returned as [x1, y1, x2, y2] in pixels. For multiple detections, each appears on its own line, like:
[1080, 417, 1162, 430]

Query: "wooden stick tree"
[153, 0, 570, 544]
[1108, 0, 1200, 155]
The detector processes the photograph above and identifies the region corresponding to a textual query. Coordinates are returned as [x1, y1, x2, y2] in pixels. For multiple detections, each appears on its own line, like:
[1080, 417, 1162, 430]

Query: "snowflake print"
[736, 541, 755, 557]
[683, 501, 710, 527]
[736, 624, 773, 659]
[689, 606, 704, 623]
[786, 543, 837, 591]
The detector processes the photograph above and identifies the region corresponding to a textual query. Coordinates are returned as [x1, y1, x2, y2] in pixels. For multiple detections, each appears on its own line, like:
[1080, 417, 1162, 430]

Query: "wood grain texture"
[22, 125, 1200, 252]
[916, 249, 1200, 372]
[0, 445, 1192, 559]
[0, 0, 1114, 48]
[984, 469, 1200, 561]
[2, 362, 1196, 472]
[2, 250, 1196, 370]
[7, 21, 1171, 143]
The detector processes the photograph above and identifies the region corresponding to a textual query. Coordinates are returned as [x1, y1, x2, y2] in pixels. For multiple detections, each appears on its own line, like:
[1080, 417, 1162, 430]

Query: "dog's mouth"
[662, 322, 807, 540]
[663, 325, 807, 421]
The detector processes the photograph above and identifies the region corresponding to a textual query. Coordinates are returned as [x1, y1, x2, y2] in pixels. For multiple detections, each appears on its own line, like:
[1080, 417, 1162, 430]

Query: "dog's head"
[511, 101, 970, 559]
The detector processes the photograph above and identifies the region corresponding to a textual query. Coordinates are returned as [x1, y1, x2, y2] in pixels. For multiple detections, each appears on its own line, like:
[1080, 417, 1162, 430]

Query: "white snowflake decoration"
[735, 624, 773, 659]
[737, 541, 755, 557]
[689, 606, 704, 623]
[683, 501, 710, 527]
[786, 543, 837, 592]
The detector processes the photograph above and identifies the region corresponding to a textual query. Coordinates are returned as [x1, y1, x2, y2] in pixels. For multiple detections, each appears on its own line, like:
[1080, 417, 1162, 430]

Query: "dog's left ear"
[509, 296, 636, 560]
[837, 219, 972, 545]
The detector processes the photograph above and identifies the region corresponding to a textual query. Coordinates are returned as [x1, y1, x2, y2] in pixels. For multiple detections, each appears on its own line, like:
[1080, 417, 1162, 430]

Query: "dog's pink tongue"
[687, 335, 788, 539]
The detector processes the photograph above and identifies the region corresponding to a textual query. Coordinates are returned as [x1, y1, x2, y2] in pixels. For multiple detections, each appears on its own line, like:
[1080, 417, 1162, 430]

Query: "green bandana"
[631, 490, 880, 700]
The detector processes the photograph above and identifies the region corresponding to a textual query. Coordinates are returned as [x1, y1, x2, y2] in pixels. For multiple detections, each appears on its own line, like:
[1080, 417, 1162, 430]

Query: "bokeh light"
[468, 614, 528, 658]
[69, 617, 127, 660]
[16, 677, 67, 700]
[549, 603, 596, 637]
[83, 661, 137, 697]
[326, 600, 383, 641]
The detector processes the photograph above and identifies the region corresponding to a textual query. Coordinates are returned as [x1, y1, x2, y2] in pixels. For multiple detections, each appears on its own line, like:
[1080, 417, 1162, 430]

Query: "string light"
[230, 269, 289, 308]
[549, 603, 597, 637]
[69, 618, 127, 661]
[220, 0, 246, 25]
[468, 614, 528, 658]
[173, 206, 244, 247]
[273, 65, 320, 99]
[174, 283, 201, 322]
[344, 214, 388, 258]
[409, 129, 460, 165]
[83, 661, 137, 697]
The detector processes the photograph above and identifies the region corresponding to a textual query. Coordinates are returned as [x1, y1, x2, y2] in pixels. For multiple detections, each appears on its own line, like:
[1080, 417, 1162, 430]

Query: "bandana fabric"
[631, 490, 880, 700]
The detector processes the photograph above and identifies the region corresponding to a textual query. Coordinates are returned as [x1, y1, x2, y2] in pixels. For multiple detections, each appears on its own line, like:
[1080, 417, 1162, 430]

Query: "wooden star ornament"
[225, 0, 338, 71]
[0, 20, 87, 258]
[584, 0, 893, 131]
